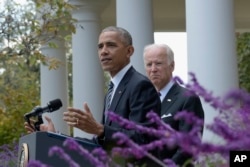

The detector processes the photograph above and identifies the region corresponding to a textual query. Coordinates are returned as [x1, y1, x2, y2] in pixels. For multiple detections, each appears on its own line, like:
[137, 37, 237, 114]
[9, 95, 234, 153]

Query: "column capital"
[70, 0, 111, 24]
[70, 0, 111, 14]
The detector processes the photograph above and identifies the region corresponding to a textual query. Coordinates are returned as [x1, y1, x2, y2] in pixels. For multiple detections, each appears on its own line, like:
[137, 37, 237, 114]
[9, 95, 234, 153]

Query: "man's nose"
[151, 64, 158, 71]
[100, 46, 108, 55]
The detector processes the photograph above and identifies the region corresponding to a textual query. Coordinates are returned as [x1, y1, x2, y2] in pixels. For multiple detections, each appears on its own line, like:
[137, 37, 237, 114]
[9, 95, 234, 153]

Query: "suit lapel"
[106, 67, 134, 124]
[161, 83, 179, 114]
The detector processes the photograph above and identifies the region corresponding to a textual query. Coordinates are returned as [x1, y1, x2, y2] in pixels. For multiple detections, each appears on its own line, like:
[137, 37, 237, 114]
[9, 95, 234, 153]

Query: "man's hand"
[24, 116, 56, 133]
[63, 102, 104, 136]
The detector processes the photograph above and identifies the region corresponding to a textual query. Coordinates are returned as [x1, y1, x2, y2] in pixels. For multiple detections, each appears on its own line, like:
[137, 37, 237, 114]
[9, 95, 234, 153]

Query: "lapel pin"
[167, 99, 171, 102]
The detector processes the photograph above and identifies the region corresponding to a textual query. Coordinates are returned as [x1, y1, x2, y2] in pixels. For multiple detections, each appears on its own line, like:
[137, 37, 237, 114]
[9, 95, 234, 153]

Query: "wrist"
[96, 123, 104, 137]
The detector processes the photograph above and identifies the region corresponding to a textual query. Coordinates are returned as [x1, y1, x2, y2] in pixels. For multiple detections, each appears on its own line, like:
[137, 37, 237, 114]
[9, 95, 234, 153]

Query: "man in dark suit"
[24, 26, 161, 166]
[143, 43, 204, 166]
[62, 26, 161, 165]
[25, 26, 161, 166]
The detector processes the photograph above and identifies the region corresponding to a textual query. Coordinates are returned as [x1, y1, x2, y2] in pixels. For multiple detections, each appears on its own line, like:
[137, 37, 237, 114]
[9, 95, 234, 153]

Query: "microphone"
[24, 99, 63, 119]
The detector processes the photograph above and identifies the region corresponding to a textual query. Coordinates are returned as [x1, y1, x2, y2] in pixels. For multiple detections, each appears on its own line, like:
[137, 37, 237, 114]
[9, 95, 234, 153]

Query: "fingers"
[40, 124, 48, 131]
[64, 106, 84, 124]
[44, 115, 54, 127]
[43, 115, 56, 132]
[63, 102, 100, 135]
[24, 122, 35, 133]
[63, 102, 91, 128]
[64, 112, 79, 125]
[24, 120, 36, 133]
[44, 115, 52, 123]
[67, 121, 78, 126]
[83, 102, 91, 115]
[24, 116, 56, 133]
[67, 107, 83, 115]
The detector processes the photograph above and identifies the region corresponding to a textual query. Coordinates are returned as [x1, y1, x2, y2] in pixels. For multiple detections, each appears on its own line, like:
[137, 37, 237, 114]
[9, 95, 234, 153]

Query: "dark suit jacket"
[98, 67, 161, 152]
[159, 83, 204, 166]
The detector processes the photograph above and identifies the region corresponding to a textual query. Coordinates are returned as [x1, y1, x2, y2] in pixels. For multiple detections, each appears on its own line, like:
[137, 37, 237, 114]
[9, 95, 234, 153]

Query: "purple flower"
[28, 160, 50, 167]
[112, 132, 146, 158]
[108, 111, 175, 138]
[163, 159, 178, 167]
[63, 138, 106, 167]
[49, 146, 80, 167]
[4, 73, 249, 167]
[91, 148, 115, 166]
[107, 73, 250, 166]
[0, 141, 18, 166]
[112, 132, 167, 167]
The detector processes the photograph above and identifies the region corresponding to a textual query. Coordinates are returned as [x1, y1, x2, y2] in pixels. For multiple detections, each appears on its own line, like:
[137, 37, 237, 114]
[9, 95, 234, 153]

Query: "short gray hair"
[101, 26, 133, 46]
[144, 43, 174, 65]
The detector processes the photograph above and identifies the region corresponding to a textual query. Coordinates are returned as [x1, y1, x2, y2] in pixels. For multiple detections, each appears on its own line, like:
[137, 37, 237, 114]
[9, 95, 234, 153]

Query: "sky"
[154, 32, 188, 82]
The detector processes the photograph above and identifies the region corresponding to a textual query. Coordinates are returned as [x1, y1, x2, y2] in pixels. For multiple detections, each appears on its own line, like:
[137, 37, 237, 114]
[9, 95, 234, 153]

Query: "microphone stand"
[34, 114, 44, 131]
[24, 99, 62, 132]
[24, 113, 44, 131]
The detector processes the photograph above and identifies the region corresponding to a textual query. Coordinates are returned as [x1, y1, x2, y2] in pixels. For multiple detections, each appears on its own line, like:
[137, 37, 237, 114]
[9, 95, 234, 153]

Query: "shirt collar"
[159, 79, 174, 102]
[110, 63, 132, 89]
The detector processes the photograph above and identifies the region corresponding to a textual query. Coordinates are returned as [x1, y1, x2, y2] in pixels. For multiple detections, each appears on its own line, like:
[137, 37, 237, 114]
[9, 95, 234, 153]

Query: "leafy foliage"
[0, 54, 40, 145]
[0, 0, 76, 145]
[0, 0, 76, 68]
[236, 32, 250, 92]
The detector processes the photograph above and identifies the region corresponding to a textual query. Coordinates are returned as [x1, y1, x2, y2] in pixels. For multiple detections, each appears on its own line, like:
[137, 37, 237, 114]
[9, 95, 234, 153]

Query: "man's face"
[144, 47, 174, 91]
[98, 31, 133, 77]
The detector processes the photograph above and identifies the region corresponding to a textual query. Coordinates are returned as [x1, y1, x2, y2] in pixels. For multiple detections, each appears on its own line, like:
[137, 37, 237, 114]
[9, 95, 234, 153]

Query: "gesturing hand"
[24, 116, 56, 133]
[63, 102, 104, 136]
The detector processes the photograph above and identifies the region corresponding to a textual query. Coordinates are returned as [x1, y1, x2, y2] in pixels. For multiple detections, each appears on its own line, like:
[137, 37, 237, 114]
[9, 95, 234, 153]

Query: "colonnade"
[40, 0, 238, 142]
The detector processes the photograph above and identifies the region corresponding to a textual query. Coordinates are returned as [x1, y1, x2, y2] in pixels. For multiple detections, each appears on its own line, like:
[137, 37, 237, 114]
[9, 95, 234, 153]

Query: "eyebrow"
[98, 41, 118, 48]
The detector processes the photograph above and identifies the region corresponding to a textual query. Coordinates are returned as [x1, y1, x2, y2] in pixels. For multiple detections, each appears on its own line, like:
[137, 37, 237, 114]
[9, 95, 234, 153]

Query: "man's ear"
[127, 45, 134, 57]
[170, 61, 175, 71]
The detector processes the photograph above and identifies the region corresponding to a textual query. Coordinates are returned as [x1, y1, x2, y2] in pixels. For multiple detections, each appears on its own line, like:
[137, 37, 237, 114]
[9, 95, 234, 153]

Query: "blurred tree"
[0, 0, 76, 145]
[236, 32, 250, 92]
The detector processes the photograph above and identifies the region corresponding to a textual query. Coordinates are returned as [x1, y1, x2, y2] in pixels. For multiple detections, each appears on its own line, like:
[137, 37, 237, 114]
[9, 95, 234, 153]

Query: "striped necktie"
[105, 81, 114, 122]
[105, 81, 114, 112]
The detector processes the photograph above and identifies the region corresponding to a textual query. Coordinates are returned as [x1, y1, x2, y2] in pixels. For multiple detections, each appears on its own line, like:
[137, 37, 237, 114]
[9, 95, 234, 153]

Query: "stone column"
[40, 38, 69, 135]
[116, 0, 154, 75]
[71, 0, 110, 138]
[185, 0, 239, 142]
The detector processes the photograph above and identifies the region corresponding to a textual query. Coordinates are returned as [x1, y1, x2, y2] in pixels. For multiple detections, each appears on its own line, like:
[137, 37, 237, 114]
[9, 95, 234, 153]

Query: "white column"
[71, 0, 110, 138]
[40, 38, 69, 135]
[116, 0, 154, 75]
[185, 0, 239, 142]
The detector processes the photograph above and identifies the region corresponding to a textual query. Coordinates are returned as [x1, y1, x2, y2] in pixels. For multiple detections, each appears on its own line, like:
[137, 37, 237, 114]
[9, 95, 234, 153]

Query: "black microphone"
[24, 99, 63, 119]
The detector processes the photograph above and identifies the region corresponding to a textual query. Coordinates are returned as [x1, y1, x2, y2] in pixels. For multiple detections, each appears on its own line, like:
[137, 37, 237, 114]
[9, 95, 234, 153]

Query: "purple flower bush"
[0, 141, 18, 167]
[2, 73, 249, 167]
[29, 73, 250, 167]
